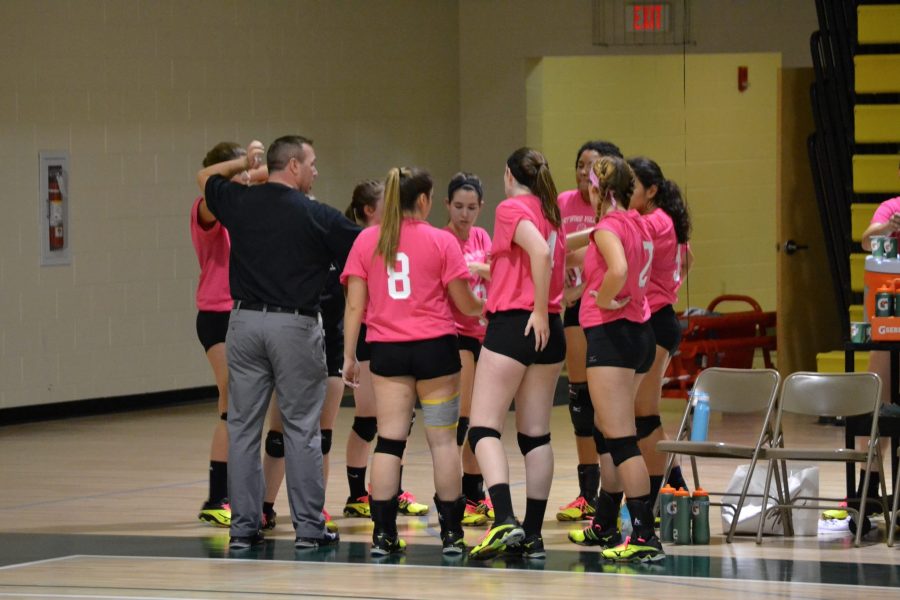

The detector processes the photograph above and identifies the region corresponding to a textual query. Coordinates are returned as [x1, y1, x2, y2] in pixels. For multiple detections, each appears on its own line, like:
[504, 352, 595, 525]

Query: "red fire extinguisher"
[48, 168, 64, 250]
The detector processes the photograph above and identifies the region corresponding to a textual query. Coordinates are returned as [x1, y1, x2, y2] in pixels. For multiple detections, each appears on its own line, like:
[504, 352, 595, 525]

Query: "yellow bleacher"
[857, 4, 900, 45]
[855, 54, 900, 94]
[853, 154, 900, 193]
[855, 105, 900, 143]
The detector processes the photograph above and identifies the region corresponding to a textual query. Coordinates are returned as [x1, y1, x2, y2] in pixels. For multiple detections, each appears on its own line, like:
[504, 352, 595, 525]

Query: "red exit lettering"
[632, 4, 663, 31]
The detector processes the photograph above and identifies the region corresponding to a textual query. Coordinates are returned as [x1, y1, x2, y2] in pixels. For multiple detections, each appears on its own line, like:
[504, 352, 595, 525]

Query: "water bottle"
[673, 487, 692, 545]
[690, 390, 710, 442]
[658, 484, 676, 542]
[619, 503, 633, 538]
[691, 488, 710, 544]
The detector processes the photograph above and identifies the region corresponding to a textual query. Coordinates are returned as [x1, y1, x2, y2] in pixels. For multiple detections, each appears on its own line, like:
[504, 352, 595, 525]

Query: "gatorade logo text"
[878, 325, 900, 335]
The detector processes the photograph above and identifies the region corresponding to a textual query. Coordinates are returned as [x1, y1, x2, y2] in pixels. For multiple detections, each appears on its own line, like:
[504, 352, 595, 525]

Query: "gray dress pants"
[226, 307, 327, 539]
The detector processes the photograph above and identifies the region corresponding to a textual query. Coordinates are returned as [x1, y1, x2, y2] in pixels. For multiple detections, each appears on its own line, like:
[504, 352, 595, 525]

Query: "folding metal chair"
[657, 367, 781, 542]
[756, 372, 888, 547]
[889, 446, 900, 547]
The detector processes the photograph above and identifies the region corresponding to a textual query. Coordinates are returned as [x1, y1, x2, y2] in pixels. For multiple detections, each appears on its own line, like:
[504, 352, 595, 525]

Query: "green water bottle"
[659, 484, 676, 542]
[691, 488, 710, 545]
[673, 487, 692, 545]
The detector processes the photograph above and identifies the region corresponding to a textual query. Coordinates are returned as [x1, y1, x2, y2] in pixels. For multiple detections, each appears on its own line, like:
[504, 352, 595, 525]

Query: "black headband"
[447, 177, 483, 201]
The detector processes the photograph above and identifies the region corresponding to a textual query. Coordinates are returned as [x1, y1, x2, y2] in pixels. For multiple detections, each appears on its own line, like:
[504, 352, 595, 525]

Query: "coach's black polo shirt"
[205, 175, 361, 312]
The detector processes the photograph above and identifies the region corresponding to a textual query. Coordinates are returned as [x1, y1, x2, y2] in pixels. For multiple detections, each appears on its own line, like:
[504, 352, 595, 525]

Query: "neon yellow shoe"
[198, 499, 231, 528]
[397, 491, 429, 516]
[462, 500, 489, 526]
[556, 495, 595, 521]
[568, 523, 619, 548]
[323, 509, 338, 533]
[476, 497, 495, 520]
[822, 509, 849, 520]
[601, 534, 665, 563]
[343, 495, 370, 518]
[468, 518, 525, 560]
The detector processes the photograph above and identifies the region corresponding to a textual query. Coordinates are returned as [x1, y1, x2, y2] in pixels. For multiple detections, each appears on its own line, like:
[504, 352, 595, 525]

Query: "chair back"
[692, 367, 781, 414]
[778, 372, 882, 418]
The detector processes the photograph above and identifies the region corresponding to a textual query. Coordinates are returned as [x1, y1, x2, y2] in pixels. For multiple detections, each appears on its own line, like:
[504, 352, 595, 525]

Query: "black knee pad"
[220, 412, 227, 421]
[567, 383, 594, 437]
[265, 430, 284, 458]
[517, 432, 551, 455]
[592, 427, 608, 455]
[321, 429, 333, 455]
[635, 415, 662, 441]
[352, 416, 377, 442]
[605, 435, 642, 467]
[374, 435, 407, 458]
[467, 426, 501, 453]
[457, 416, 470, 447]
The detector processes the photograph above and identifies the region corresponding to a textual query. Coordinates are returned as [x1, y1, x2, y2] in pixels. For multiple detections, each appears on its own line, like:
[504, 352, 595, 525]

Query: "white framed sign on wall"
[39, 150, 71, 266]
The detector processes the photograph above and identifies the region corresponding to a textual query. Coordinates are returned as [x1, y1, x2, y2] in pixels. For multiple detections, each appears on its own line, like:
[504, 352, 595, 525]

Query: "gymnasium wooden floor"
[1, 397, 899, 599]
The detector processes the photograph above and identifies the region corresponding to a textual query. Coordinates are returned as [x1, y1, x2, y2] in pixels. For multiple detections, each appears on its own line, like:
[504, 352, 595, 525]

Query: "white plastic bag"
[720, 463, 819, 536]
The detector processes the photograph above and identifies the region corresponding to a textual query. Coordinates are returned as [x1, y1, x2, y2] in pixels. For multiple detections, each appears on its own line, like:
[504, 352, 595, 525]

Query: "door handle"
[783, 240, 809, 255]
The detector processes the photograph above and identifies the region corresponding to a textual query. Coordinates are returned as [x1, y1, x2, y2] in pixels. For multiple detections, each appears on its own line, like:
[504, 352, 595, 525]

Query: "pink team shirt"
[341, 219, 469, 343]
[558, 189, 596, 236]
[446, 225, 491, 341]
[579, 209, 653, 327]
[871, 197, 900, 239]
[487, 194, 566, 314]
[643, 208, 685, 313]
[190, 197, 233, 312]
[559, 189, 596, 288]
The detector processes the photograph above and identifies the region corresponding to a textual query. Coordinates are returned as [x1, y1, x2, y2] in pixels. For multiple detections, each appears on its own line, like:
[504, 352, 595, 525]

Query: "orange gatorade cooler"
[864, 255, 900, 320]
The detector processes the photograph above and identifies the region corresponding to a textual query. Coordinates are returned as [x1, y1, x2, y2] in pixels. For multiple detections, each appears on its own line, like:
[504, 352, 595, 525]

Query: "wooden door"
[776, 67, 842, 373]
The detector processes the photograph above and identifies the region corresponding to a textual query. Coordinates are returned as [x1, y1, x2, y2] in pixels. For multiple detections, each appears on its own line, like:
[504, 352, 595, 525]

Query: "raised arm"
[196, 140, 265, 195]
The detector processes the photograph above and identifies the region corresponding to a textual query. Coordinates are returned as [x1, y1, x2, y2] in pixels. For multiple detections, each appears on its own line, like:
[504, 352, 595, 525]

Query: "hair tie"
[607, 189, 617, 209]
[589, 167, 600, 190]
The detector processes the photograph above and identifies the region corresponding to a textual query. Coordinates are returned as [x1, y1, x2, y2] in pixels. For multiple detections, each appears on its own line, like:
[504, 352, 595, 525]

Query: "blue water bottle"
[690, 390, 710, 442]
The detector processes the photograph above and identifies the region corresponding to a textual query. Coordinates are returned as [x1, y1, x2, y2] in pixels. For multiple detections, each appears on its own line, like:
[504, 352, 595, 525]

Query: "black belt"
[234, 300, 317, 318]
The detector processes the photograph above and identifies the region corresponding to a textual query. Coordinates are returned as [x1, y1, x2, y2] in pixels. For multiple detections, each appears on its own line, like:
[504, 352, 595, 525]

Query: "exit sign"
[626, 3, 670, 32]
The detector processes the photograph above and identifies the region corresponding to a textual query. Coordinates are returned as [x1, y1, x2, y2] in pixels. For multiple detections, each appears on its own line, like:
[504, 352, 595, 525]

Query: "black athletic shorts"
[369, 335, 461, 379]
[483, 310, 566, 366]
[196, 310, 230, 352]
[357, 323, 372, 362]
[649, 304, 682, 356]
[563, 297, 582, 328]
[457, 334, 482, 363]
[585, 319, 655, 373]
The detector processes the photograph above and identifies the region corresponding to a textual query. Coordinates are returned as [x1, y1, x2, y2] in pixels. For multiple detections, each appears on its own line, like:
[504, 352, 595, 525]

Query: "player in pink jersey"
[853, 162, 900, 523]
[339, 180, 430, 520]
[467, 148, 566, 561]
[566, 156, 664, 563]
[192, 142, 266, 528]
[626, 157, 693, 512]
[341, 167, 483, 557]
[557, 140, 624, 523]
[443, 172, 493, 527]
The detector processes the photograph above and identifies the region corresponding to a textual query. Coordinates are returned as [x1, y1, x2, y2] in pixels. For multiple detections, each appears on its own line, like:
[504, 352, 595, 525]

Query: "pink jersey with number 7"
[643, 208, 686, 313]
[579, 209, 653, 327]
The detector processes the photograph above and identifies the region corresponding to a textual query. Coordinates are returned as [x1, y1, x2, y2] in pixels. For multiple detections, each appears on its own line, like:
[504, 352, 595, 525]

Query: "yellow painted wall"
[527, 54, 780, 311]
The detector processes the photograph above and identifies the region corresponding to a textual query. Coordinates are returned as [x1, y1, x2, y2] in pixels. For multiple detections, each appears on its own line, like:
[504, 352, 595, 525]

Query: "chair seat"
[763, 447, 869, 462]
[656, 440, 756, 459]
